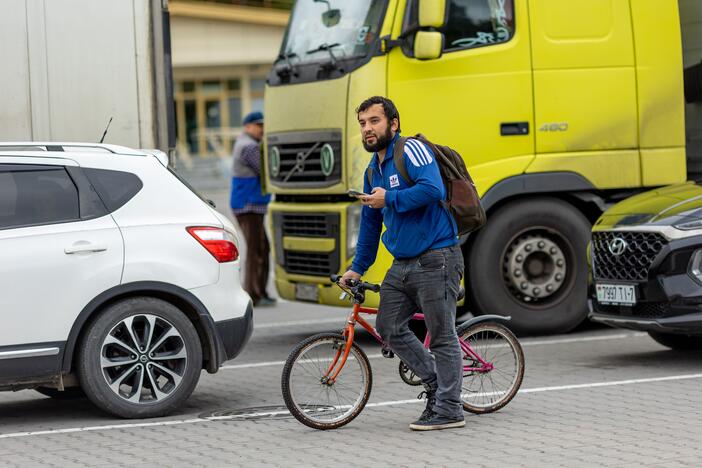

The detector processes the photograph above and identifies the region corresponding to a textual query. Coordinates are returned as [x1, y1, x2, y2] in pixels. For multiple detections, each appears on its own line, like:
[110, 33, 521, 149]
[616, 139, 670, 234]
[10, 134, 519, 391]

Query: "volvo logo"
[295, 151, 307, 171]
[280, 141, 321, 183]
[608, 237, 628, 256]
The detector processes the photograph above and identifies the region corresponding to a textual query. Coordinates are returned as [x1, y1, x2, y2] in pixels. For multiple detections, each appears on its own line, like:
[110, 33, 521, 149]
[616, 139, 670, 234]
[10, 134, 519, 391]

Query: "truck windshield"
[278, 0, 386, 67]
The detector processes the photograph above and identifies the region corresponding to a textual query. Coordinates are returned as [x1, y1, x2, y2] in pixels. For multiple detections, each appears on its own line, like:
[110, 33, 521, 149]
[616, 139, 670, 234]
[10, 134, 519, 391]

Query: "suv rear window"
[0, 165, 80, 229]
[83, 168, 143, 213]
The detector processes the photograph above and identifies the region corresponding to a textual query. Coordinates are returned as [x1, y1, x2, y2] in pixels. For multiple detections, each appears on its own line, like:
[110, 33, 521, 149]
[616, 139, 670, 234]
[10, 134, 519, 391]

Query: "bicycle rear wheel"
[456, 322, 524, 414]
[281, 333, 372, 430]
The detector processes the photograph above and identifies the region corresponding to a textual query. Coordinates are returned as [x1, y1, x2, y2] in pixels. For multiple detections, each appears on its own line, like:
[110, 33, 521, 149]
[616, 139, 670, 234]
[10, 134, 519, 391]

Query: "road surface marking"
[0, 368, 692, 440]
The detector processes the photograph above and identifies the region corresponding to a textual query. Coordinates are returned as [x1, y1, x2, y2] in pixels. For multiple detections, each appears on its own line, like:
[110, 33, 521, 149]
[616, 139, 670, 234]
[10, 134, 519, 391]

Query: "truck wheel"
[468, 198, 591, 335]
[77, 297, 202, 418]
[648, 332, 702, 350]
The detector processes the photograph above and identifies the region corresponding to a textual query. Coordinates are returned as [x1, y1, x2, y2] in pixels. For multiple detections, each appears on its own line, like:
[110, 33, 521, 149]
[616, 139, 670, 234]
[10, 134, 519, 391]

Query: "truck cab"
[263, 0, 686, 334]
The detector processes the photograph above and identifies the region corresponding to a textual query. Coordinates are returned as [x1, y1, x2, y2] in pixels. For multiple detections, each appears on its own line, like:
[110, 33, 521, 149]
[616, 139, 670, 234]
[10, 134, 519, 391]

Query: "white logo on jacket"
[389, 174, 400, 188]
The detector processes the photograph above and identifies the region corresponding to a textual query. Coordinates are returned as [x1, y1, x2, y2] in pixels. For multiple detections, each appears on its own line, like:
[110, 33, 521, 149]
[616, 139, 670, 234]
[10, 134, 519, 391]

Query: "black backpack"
[366, 134, 486, 235]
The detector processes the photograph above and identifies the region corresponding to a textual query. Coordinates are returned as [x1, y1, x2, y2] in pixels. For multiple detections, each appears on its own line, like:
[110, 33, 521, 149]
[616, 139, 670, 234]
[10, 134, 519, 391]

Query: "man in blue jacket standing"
[231, 111, 274, 306]
[341, 96, 465, 431]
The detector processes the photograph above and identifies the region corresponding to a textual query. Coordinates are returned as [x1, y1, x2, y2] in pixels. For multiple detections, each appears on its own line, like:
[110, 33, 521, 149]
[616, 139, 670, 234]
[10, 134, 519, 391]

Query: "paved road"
[2, 187, 702, 466]
[3, 299, 702, 467]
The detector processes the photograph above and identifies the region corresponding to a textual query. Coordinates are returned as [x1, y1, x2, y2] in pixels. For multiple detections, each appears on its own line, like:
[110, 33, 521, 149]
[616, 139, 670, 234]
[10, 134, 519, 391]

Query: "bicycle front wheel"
[457, 322, 524, 414]
[281, 333, 372, 430]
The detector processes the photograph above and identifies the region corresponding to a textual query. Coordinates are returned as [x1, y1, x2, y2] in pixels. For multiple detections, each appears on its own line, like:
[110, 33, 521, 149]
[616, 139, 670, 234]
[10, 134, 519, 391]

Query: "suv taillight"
[187, 227, 239, 262]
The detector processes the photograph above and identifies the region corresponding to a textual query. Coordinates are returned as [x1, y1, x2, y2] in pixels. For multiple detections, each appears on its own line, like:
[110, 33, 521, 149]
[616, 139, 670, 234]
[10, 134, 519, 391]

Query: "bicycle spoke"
[286, 336, 369, 426]
[458, 324, 523, 411]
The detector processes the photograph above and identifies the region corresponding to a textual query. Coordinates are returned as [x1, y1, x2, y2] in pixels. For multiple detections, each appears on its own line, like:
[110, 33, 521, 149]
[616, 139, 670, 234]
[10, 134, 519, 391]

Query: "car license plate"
[596, 283, 636, 305]
[295, 283, 319, 302]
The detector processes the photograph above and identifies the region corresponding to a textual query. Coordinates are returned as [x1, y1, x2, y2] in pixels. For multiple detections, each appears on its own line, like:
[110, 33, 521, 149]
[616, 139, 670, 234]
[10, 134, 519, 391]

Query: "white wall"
[0, 0, 34, 138]
[171, 16, 284, 67]
[0, 0, 157, 148]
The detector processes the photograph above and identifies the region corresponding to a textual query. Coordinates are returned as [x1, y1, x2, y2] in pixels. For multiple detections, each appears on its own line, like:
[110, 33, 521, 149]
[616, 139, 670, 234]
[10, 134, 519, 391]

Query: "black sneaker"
[409, 410, 465, 431]
[417, 382, 437, 421]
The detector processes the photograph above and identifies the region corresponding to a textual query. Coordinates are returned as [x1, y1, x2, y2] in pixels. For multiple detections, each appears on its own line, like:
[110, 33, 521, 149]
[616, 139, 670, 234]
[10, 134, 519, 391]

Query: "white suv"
[0, 143, 252, 418]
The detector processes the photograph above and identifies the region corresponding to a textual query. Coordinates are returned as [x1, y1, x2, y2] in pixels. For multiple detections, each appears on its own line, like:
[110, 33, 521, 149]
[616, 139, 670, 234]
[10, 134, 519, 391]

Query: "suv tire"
[468, 198, 591, 335]
[77, 297, 202, 418]
[648, 331, 702, 350]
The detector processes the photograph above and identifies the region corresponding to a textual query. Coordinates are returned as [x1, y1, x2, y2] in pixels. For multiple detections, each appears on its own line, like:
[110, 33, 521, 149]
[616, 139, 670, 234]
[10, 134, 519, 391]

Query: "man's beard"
[362, 126, 393, 153]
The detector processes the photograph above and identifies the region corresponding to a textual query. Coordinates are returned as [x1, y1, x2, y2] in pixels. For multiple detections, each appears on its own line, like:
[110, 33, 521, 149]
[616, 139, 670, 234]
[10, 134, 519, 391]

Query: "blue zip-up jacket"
[350, 133, 458, 275]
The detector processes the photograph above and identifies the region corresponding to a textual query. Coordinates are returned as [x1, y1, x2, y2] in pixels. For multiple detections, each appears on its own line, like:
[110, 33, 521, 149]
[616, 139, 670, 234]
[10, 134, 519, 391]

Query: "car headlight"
[689, 249, 702, 285]
[674, 219, 702, 230]
[346, 203, 362, 258]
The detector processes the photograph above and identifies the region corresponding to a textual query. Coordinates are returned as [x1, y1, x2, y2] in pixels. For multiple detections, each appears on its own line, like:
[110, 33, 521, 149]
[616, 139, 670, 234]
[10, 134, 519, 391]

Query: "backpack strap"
[392, 136, 411, 185]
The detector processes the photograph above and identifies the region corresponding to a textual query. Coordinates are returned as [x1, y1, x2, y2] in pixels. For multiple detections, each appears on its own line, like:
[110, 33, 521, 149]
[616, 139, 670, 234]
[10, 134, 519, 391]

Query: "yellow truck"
[263, 0, 688, 334]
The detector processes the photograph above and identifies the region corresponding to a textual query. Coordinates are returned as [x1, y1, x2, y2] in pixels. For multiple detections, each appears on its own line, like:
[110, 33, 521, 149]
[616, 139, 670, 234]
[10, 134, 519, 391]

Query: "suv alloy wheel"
[77, 297, 202, 418]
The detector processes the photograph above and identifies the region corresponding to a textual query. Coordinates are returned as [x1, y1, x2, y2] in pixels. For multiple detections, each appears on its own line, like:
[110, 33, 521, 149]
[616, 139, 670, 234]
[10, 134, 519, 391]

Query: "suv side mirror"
[418, 0, 448, 28]
[414, 31, 444, 60]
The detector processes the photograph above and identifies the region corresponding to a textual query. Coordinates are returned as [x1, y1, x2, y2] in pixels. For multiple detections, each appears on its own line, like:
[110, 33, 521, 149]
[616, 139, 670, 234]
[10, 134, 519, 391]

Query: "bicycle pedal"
[381, 347, 394, 359]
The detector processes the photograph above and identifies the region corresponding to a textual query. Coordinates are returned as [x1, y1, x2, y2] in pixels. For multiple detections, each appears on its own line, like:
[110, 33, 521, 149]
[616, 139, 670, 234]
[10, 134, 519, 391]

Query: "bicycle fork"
[321, 316, 356, 386]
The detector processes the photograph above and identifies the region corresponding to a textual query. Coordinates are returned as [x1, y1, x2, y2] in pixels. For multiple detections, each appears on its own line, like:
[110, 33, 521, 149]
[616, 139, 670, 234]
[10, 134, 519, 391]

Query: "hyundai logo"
[608, 237, 628, 256]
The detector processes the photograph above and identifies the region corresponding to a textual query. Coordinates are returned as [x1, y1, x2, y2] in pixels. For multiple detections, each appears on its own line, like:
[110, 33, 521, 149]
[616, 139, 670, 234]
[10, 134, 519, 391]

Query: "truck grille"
[267, 130, 342, 188]
[591, 231, 667, 281]
[284, 251, 335, 276]
[272, 211, 341, 277]
[281, 213, 331, 237]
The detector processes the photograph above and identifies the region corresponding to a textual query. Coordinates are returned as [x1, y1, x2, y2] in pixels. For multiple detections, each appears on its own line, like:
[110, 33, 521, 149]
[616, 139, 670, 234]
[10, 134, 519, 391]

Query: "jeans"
[376, 245, 465, 419]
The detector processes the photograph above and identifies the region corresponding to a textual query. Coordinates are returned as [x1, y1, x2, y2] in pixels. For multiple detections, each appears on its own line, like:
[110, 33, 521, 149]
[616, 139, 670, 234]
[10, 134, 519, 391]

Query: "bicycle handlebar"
[330, 274, 381, 293]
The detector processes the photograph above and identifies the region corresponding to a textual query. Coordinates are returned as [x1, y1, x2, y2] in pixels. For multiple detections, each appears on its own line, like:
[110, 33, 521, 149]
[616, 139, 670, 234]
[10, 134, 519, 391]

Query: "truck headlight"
[347, 204, 362, 258]
[689, 249, 702, 285]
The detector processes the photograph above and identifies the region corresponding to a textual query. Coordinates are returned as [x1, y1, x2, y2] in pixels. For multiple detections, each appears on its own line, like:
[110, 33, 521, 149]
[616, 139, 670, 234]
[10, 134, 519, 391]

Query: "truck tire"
[648, 331, 702, 350]
[77, 297, 202, 418]
[468, 197, 591, 335]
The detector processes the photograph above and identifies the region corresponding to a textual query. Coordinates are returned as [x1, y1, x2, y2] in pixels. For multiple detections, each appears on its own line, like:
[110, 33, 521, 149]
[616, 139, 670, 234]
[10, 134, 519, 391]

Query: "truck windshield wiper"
[274, 51, 299, 77]
[306, 43, 342, 71]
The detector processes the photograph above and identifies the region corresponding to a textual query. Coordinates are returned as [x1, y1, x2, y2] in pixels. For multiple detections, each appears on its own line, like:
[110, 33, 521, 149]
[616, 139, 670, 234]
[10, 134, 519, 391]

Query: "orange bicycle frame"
[323, 303, 381, 383]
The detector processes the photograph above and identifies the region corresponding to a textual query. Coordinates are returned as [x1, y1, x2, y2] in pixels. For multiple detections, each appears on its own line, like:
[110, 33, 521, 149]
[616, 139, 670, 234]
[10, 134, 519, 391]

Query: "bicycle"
[281, 275, 525, 430]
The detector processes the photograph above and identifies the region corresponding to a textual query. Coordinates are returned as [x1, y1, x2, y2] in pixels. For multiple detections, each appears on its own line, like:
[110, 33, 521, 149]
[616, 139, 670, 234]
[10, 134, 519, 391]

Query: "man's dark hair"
[356, 96, 401, 133]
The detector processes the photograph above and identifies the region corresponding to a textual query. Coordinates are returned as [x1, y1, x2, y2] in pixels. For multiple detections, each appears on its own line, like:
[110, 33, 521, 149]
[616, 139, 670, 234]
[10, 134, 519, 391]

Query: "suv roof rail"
[0, 142, 146, 156]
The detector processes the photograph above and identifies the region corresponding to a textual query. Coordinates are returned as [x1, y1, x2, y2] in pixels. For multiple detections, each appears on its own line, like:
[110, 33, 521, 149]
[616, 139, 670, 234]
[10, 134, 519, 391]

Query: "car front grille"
[591, 231, 667, 281]
[267, 130, 341, 188]
[272, 211, 341, 277]
[594, 302, 671, 319]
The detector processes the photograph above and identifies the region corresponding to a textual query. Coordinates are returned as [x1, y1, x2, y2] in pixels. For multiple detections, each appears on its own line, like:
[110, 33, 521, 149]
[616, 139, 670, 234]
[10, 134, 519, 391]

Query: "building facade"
[170, 1, 289, 158]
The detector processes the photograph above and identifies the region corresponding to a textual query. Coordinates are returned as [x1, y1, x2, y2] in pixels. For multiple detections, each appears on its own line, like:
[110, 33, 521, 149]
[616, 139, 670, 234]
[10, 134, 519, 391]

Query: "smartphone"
[347, 189, 369, 198]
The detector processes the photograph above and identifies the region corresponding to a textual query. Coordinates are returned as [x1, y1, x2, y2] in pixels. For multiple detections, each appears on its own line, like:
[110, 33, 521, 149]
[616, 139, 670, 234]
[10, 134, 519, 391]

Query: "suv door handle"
[64, 243, 108, 254]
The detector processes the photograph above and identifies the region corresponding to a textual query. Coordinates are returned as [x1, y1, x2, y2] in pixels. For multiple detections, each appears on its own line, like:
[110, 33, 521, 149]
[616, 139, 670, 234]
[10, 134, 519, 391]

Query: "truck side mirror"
[414, 31, 444, 60]
[418, 0, 448, 28]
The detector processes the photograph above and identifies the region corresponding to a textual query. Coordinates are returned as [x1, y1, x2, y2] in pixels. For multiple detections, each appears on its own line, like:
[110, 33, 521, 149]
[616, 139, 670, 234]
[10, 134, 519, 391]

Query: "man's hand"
[361, 187, 386, 209]
[340, 269, 361, 286]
